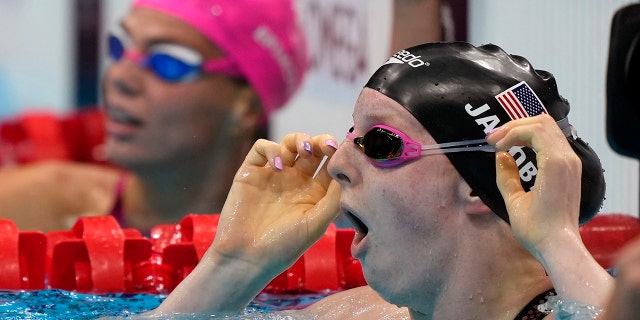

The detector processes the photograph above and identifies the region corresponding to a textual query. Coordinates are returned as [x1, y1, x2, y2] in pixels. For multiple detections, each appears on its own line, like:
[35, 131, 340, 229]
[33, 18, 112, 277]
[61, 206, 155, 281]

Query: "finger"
[486, 114, 557, 142]
[495, 123, 581, 192]
[244, 138, 278, 167]
[306, 180, 342, 240]
[495, 151, 525, 208]
[289, 134, 333, 178]
[488, 115, 569, 154]
[279, 133, 312, 167]
[245, 135, 307, 171]
[490, 118, 579, 175]
[314, 135, 339, 188]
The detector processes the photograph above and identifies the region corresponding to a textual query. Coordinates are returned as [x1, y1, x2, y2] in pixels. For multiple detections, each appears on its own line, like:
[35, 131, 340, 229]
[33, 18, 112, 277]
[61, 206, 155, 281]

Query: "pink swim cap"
[133, 0, 309, 120]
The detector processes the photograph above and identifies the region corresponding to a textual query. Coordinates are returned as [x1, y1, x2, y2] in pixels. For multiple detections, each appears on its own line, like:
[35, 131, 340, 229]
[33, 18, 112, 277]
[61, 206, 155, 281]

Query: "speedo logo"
[384, 50, 430, 68]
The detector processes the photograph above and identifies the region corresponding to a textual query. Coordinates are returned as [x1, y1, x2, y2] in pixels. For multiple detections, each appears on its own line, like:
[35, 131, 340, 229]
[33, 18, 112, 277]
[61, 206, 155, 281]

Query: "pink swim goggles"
[346, 124, 496, 167]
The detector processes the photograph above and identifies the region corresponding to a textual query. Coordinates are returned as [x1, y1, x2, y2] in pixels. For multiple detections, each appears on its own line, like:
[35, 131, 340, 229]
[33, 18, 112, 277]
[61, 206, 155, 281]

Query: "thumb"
[495, 151, 525, 206]
[307, 181, 342, 240]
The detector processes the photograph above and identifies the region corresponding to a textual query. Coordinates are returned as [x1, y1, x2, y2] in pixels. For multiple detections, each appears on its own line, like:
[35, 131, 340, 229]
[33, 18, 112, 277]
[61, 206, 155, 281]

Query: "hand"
[486, 114, 582, 257]
[211, 133, 341, 276]
[486, 114, 614, 306]
[153, 134, 341, 315]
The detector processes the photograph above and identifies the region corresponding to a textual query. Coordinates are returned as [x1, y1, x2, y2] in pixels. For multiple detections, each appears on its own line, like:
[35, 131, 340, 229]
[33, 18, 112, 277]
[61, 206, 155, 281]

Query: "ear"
[229, 85, 262, 136]
[456, 179, 492, 215]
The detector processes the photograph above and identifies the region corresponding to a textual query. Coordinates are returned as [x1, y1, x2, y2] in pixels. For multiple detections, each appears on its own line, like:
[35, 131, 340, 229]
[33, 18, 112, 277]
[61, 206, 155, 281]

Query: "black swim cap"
[365, 42, 605, 224]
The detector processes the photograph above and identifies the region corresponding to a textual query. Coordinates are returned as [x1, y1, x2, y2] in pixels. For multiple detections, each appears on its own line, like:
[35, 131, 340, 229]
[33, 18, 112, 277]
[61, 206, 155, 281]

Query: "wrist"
[154, 250, 278, 315]
[531, 226, 584, 263]
[533, 228, 614, 308]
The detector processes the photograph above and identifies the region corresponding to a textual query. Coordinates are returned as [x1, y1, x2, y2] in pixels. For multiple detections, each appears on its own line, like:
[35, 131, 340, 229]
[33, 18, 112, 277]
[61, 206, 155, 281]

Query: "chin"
[103, 147, 141, 170]
[366, 270, 423, 311]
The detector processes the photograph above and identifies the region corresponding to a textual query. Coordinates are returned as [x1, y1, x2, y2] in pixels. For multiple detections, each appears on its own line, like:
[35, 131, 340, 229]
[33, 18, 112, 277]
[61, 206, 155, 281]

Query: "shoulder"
[29, 160, 124, 205]
[17, 160, 122, 186]
[3, 160, 124, 209]
[0, 160, 125, 230]
[301, 286, 409, 320]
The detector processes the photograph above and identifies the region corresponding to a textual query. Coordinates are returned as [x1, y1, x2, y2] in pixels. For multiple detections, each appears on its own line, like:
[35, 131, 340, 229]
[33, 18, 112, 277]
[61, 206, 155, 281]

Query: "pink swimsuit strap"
[109, 172, 128, 226]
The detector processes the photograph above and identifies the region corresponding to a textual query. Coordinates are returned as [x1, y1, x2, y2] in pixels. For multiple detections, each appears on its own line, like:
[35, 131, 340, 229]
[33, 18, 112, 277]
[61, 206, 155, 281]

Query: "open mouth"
[344, 210, 368, 236]
[106, 106, 143, 126]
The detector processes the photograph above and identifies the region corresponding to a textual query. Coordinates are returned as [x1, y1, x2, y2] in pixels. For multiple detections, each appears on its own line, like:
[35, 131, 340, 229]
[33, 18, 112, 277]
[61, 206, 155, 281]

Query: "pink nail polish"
[303, 141, 312, 154]
[274, 156, 283, 170]
[326, 139, 338, 150]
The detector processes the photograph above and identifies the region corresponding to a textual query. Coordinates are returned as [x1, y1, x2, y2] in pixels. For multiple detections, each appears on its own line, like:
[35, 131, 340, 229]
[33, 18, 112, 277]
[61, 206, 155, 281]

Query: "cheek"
[150, 83, 230, 128]
[374, 160, 460, 241]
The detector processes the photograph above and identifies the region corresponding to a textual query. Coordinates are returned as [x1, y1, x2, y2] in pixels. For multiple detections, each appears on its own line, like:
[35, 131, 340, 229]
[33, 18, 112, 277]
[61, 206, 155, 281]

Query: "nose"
[328, 139, 360, 187]
[104, 57, 144, 97]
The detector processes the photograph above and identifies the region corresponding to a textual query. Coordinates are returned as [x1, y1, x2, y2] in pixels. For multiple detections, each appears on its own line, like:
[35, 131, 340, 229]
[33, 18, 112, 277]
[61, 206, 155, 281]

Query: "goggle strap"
[557, 117, 578, 139]
[123, 51, 145, 64]
[421, 138, 495, 152]
[421, 144, 496, 156]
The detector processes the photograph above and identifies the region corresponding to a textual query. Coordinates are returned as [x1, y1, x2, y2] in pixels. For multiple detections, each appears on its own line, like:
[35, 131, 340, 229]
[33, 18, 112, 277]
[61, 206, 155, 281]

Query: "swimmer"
[0, 0, 308, 232]
[150, 42, 613, 319]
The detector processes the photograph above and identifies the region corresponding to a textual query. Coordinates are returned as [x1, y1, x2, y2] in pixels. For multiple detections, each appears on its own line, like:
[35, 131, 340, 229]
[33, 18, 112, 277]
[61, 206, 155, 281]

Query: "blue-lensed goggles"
[107, 31, 243, 82]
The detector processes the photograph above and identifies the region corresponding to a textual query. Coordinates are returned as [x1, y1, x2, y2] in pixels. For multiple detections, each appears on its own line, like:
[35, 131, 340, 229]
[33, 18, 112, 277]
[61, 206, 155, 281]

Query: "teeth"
[108, 107, 139, 125]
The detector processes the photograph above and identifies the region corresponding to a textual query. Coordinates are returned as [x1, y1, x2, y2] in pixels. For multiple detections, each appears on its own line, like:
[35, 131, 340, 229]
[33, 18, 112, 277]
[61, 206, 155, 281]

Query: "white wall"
[468, 0, 639, 216]
[271, 0, 393, 140]
[0, 1, 74, 118]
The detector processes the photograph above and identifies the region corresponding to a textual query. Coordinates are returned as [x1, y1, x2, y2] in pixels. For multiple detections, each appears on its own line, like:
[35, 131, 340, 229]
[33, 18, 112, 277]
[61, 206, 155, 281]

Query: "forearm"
[151, 253, 277, 316]
[390, 0, 441, 54]
[536, 229, 614, 308]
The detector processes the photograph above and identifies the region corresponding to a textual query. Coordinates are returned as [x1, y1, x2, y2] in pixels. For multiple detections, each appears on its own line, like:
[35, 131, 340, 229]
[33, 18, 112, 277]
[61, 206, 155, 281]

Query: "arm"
[152, 133, 341, 315]
[0, 160, 120, 231]
[486, 114, 614, 310]
[390, 0, 442, 55]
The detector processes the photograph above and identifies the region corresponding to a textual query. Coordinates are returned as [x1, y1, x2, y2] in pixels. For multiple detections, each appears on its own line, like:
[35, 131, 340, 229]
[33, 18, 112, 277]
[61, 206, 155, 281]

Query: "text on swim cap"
[384, 50, 430, 68]
[465, 103, 500, 133]
[253, 25, 297, 96]
[509, 146, 538, 183]
[464, 102, 537, 189]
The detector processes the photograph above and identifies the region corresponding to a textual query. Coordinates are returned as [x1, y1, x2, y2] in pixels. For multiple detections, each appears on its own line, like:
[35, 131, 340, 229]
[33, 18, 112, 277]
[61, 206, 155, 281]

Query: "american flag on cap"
[495, 81, 547, 120]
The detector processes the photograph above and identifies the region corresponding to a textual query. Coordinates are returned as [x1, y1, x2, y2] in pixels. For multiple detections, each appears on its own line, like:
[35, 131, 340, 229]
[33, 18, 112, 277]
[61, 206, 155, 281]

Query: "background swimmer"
[0, 0, 308, 232]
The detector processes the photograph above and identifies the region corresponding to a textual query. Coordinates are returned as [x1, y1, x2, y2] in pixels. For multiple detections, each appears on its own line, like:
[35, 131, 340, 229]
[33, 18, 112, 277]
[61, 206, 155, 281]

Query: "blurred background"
[0, 0, 637, 217]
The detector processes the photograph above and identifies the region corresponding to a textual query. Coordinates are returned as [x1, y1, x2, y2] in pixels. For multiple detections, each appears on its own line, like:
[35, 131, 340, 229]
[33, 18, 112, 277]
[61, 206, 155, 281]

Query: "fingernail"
[274, 156, 283, 170]
[486, 127, 500, 137]
[303, 141, 312, 154]
[326, 139, 338, 150]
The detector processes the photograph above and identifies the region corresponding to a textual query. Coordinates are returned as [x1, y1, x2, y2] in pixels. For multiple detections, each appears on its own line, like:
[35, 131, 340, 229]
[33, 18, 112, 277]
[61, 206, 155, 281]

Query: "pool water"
[0, 290, 331, 319]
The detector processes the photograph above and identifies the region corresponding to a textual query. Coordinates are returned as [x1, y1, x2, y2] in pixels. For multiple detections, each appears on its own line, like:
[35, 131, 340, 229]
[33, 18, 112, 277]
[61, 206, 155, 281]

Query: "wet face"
[328, 88, 466, 309]
[102, 7, 251, 170]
